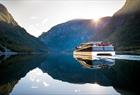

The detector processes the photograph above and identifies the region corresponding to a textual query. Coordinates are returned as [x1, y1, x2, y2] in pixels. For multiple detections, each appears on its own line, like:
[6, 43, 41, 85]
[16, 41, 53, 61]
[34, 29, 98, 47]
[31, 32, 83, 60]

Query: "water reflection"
[0, 54, 46, 95]
[0, 54, 139, 95]
[74, 57, 115, 69]
[40, 54, 139, 95]
[12, 68, 118, 95]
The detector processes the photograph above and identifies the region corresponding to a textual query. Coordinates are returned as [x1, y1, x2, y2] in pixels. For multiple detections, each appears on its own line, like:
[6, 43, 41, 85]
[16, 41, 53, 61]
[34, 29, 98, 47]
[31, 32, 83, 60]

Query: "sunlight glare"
[0, 0, 126, 37]
[93, 17, 101, 25]
[94, 17, 100, 23]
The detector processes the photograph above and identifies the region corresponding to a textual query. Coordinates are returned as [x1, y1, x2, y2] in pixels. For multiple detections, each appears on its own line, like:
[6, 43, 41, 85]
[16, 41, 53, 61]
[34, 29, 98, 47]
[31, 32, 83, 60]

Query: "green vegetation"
[92, 0, 140, 53]
[106, 12, 140, 52]
[95, 0, 140, 53]
[0, 21, 47, 52]
[39, 19, 111, 52]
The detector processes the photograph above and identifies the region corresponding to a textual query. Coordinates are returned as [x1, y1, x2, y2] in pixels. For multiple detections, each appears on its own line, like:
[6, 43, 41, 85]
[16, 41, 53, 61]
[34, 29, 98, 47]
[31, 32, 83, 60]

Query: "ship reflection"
[74, 54, 115, 69]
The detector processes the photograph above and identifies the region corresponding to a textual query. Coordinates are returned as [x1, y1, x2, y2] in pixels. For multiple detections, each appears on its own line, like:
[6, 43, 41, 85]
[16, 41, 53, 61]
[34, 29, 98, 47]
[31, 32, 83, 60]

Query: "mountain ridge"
[0, 3, 47, 53]
[101, 0, 140, 51]
[39, 18, 111, 52]
[39, 0, 140, 53]
[0, 3, 17, 26]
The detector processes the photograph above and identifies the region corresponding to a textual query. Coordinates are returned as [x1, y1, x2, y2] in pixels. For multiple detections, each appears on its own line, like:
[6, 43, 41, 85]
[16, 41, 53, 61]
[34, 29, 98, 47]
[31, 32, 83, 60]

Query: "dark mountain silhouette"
[0, 4, 47, 53]
[39, 18, 111, 52]
[39, 0, 140, 53]
[95, 0, 140, 52]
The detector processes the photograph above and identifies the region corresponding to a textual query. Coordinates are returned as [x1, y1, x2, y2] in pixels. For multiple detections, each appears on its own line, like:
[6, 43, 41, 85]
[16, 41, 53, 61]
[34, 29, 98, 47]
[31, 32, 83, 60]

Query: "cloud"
[30, 16, 38, 20]
[42, 18, 48, 25]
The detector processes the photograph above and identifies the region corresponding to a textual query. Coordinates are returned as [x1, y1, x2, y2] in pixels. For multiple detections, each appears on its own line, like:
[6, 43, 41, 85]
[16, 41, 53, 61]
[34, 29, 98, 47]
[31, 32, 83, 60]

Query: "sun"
[93, 17, 100, 23]
[91, 17, 101, 26]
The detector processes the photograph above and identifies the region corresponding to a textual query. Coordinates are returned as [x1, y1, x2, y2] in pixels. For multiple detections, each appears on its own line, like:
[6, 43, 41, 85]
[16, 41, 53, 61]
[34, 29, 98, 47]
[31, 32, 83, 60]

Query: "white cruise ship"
[73, 42, 115, 60]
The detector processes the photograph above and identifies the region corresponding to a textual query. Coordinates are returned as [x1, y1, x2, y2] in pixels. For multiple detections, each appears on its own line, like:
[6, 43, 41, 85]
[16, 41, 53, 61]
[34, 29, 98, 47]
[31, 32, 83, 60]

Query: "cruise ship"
[73, 42, 115, 60]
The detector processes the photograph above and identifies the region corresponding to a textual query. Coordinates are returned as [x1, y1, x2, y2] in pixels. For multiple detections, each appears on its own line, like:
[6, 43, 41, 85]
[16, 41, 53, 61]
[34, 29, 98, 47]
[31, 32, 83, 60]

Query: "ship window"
[104, 47, 114, 51]
[93, 47, 103, 51]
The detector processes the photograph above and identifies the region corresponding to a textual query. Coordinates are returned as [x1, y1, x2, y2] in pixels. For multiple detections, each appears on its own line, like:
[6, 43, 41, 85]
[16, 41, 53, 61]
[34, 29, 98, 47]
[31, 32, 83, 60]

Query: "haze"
[0, 0, 126, 37]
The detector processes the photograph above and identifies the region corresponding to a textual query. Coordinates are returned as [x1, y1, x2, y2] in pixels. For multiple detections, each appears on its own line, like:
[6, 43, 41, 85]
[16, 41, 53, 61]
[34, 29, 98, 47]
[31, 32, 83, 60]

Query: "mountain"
[0, 4, 47, 53]
[97, 0, 140, 52]
[40, 0, 140, 53]
[0, 4, 17, 26]
[39, 18, 111, 52]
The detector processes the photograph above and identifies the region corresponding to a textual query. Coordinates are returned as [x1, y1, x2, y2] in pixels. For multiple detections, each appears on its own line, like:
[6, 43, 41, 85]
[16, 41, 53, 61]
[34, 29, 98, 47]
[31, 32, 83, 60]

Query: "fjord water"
[0, 54, 140, 95]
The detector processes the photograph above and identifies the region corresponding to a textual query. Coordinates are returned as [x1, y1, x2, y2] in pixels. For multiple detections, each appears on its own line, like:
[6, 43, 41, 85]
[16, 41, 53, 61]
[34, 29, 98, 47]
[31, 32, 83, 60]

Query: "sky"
[0, 0, 126, 37]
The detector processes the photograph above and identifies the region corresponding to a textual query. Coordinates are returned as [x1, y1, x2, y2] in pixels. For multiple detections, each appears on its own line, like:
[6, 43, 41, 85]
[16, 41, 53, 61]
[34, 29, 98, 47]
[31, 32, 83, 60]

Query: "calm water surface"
[0, 54, 140, 95]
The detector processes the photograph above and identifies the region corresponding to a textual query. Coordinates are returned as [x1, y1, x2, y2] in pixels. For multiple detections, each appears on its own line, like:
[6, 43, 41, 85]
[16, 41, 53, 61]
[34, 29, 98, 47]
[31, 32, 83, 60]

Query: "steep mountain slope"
[0, 4, 17, 26]
[39, 18, 111, 52]
[98, 0, 140, 51]
[40, 0, 140, 52]
[0, 4, 47, 52]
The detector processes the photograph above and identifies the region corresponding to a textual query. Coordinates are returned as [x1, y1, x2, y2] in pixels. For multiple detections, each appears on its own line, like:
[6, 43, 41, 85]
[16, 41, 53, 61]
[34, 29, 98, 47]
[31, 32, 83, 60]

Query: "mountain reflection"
[40, 54, 140, 94]
[0, 54, 46, 95]
[0, 54, 139, 95]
